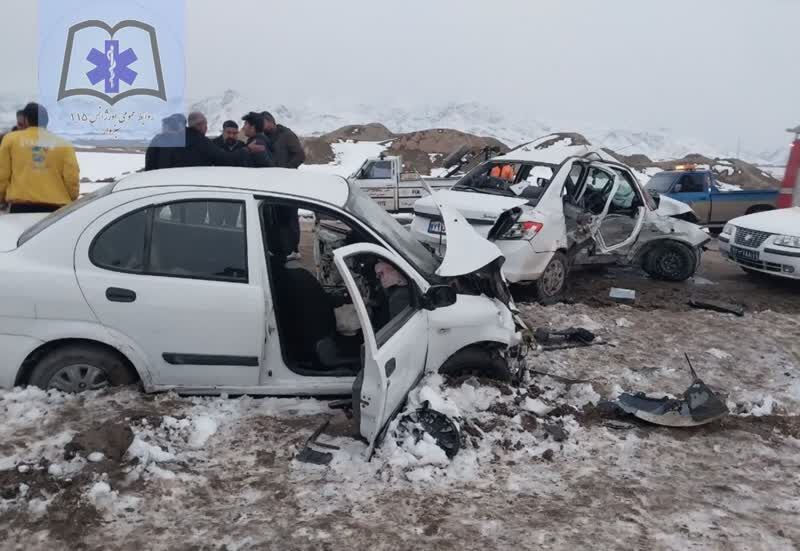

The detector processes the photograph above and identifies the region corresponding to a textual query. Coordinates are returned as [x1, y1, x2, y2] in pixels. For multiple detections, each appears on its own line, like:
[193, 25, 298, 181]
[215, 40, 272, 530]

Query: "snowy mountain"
[0, 90, 788, 166]
[190, 90, 785, 165]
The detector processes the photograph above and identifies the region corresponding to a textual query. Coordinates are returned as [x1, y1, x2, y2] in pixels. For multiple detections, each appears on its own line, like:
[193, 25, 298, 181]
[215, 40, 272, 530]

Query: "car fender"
[424, 295, 518, 373]
[16, 320, 156, 389]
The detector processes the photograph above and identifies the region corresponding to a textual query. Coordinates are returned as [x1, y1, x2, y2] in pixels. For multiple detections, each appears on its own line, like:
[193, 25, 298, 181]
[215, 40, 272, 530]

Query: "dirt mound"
[386, 128, 508, 173]
[321, 123, 396, 142]
[301, 136, 335, 165]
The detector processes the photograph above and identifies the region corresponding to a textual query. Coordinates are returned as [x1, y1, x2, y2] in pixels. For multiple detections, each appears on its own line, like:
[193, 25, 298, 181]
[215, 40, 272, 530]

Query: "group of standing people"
[144, 109, 307, 257]
[0, 103, 80, 214]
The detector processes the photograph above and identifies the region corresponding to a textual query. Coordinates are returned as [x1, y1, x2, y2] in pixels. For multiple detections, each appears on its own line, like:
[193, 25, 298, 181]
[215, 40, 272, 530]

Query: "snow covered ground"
[75, 142, 380, 192]
[1, 303, 798, 550]
[76, 152, 146, 183]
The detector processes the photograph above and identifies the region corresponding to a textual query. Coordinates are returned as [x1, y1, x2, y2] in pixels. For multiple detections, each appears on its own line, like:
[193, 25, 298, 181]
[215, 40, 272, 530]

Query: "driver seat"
[271, 259, 360, 371]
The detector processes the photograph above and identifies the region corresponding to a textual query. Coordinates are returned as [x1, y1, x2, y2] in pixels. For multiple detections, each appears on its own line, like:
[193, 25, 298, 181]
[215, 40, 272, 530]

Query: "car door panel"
[332, 243, 430, 455]
[585, 163, 645, 253]
[73, 192, 265, 388]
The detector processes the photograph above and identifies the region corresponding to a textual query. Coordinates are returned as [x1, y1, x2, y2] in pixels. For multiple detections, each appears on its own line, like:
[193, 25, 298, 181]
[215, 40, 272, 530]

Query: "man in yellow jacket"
[0, 103, 79, 214]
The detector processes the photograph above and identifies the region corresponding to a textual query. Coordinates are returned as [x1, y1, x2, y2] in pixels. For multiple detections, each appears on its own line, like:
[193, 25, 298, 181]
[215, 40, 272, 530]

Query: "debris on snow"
[707, 348, 732, 360]
[87, 452, 105, 463]
[609, 287, 636, 304]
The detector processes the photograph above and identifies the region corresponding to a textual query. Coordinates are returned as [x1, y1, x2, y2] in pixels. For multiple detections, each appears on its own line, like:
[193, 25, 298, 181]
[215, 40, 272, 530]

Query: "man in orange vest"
[490, 164, 516, 182]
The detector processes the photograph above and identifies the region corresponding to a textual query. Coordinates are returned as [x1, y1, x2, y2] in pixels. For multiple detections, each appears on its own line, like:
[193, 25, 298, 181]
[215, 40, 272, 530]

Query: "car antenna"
[684, 352, 700, 382]
[412, 169, 446, 255]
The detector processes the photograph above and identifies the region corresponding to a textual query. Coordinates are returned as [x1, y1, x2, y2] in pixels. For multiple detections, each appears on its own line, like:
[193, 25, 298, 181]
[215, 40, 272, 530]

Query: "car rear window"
[17, 183, 116, 247]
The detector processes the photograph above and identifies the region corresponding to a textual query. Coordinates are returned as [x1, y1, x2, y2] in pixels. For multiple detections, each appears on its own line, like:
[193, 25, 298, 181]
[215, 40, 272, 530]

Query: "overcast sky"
[0, 0, 797, 151]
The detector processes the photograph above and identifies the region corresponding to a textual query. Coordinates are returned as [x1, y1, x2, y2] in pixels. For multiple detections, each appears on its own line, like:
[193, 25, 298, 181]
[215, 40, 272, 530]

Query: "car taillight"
[500, 221, 543, 240]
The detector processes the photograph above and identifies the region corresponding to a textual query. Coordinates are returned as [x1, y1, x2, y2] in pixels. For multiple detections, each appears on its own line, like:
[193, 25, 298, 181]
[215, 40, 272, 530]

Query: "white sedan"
[0, 167, 523, 451]
[719, 207, 800, 279]
[412, 148, 709, 299]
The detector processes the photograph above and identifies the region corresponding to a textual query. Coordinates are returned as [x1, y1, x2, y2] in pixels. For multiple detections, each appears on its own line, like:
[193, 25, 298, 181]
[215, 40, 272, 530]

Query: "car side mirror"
[422, 285, 457, 311]
[674, 184, 683, 193]
[536, 177, 549, 186]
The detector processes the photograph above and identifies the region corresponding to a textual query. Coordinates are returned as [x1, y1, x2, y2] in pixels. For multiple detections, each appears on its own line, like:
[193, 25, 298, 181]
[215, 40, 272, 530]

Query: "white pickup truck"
[348, 154, 459, 212]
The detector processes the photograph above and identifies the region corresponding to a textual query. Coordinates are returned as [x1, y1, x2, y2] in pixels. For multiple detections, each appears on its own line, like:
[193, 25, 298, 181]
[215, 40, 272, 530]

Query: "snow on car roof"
[113, 167, 351, 206]
[499, 135, 618, 165]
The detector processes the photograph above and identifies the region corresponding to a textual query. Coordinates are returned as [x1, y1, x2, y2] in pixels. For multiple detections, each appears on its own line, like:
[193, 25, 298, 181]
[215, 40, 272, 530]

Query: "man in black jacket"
[144, 114, 185, 171]
[212, 120, 246, 152]
[261, 111, 305, 169]
[241, 112, 273, 168]
[262, 112, 305, 257]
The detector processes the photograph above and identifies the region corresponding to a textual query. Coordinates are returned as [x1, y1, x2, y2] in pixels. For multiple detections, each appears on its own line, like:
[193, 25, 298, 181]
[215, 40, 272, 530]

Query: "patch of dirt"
[541, 241, 800, 315]
[64, 421, 134, 462]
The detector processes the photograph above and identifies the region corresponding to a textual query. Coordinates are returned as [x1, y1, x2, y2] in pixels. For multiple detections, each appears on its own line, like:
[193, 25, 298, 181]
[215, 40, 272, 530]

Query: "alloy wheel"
[48, 364, 109, 393]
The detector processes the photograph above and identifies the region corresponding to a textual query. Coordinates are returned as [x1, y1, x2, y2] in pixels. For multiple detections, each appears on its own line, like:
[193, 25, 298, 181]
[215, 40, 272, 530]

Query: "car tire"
[534, 252, 568, 302]
[644, 242, 697, 282]
[438, 345, 511, 383]
[28, 344, 137, 393]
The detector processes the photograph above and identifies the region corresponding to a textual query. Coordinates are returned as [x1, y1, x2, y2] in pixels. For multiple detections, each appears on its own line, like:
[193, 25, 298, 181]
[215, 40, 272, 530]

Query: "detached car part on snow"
[0, 167, 526, 458]
[616, 355, 728, 427]
[411, 147, 710, 300]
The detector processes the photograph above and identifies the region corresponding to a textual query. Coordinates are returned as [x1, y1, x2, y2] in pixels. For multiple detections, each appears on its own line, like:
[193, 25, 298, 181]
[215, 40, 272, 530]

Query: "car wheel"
[644, 242, 697, 282]
[535, 252, 568, 302]
[438, 345, 511, 382]
[28, 344, 137, 393]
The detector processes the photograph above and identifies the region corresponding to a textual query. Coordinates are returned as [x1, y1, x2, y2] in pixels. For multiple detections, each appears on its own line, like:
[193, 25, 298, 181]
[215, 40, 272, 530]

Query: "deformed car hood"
[656, 195, 693, 217]
[428, 195, 507, 278]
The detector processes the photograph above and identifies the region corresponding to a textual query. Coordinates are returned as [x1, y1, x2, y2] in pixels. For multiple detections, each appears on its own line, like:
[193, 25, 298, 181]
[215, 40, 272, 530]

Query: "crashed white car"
[719, 207, 800, 279]
[0, 167, 523, 450]
[412, 145, 709, 299]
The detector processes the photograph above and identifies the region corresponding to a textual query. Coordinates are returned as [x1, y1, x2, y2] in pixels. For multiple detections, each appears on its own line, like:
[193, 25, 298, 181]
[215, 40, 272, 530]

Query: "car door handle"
[106, 287, 137, 303]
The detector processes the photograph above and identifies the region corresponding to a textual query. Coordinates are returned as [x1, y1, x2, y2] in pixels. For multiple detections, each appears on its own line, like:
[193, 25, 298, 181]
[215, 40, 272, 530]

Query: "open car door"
[333, 243, 431, 457]
[589, 163, 646, 253]
[566, 161, 645, 254]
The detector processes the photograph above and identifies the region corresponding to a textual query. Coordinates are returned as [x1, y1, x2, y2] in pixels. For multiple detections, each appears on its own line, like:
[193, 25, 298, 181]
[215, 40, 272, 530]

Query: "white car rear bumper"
[495, 240, 552, 283]
[719, 235, 800, 280]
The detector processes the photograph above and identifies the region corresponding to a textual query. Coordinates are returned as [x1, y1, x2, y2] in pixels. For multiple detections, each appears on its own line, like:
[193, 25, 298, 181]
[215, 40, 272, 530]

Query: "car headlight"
[500, 221, 543, 240]
[722, 223, 734, 236]
[773, 234, 800, 248]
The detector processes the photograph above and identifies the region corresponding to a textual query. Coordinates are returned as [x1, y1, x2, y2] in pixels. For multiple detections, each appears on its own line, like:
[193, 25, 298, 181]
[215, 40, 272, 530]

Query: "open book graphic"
[58, 19, 166, 105]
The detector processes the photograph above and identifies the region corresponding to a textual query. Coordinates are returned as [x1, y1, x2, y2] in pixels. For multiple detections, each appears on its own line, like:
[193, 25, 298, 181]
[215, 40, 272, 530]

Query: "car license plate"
[428, 220, 445, 235]
[730, 245, 759, 262]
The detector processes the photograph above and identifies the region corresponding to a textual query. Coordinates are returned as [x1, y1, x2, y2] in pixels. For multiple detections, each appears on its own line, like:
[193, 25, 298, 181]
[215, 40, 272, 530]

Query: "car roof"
[113, 167, 351, 206]
[499, 144, 618, 165]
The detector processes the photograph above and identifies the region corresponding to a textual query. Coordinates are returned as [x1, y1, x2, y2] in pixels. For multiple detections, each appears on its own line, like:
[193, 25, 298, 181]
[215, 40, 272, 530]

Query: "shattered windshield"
[453, 161, 555, 203]
[345, 182, 442, 278]
[645, 172, 678, 194]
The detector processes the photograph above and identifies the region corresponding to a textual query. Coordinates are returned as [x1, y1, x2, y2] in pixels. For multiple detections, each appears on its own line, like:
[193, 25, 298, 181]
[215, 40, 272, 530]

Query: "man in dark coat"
[241, 112, 274, 168]
[212, 120, 246, 153]
[144, 114, 186, 171]
[262, 111, 305, 257]
[261, 111, 305, 169]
